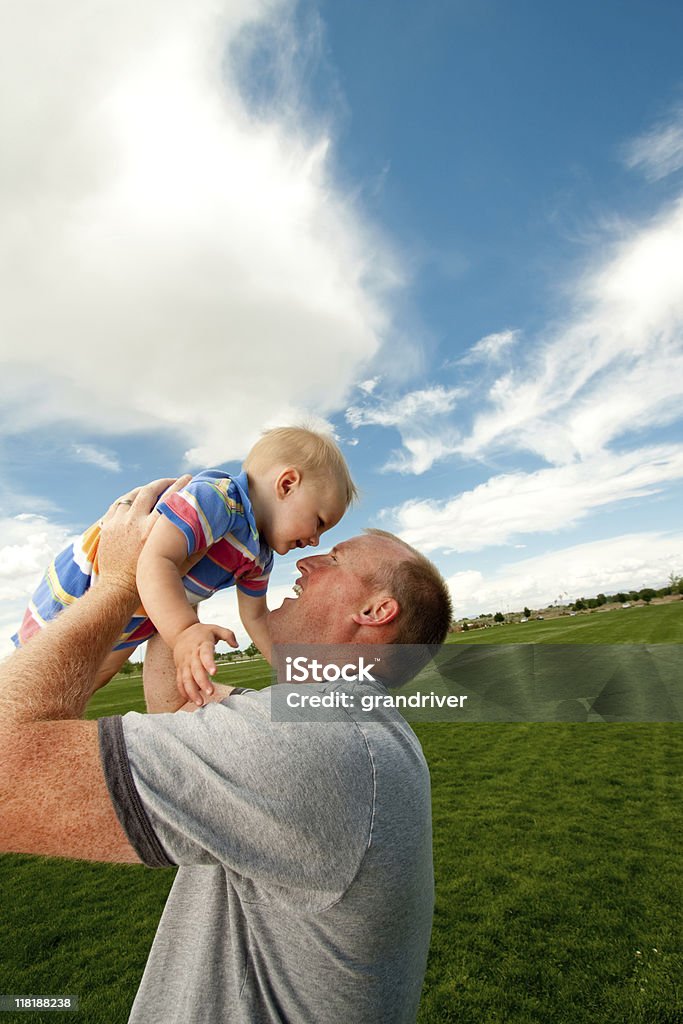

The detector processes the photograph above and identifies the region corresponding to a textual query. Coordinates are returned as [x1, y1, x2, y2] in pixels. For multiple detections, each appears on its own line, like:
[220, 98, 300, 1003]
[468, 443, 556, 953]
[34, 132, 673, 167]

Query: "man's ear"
[352, 596, 400, 627]
[275, 467, 301, 499]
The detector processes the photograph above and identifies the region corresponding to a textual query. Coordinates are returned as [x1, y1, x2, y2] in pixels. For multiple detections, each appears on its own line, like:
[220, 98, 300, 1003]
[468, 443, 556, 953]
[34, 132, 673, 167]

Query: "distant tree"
[615, 593, 629, 604]
[573, 599, 587, 611]
[494, 611, 505, 623]
[244, 642, 259, 658]
[639, 588, 657, 604]
[118, 660, 136, 676]
[523, 607, 532, 619]
[462, 622, 469, 631]
[596, 593, 607, 606]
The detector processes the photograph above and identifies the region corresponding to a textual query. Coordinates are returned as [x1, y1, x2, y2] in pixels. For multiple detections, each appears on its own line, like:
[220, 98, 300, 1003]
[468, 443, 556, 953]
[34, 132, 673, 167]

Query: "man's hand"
[98, 476, 192, 594]
[173, 622, 239, 706]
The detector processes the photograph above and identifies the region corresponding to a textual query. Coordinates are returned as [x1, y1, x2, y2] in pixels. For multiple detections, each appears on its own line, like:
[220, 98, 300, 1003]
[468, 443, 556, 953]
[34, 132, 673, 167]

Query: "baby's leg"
[93, 647, 137, 692]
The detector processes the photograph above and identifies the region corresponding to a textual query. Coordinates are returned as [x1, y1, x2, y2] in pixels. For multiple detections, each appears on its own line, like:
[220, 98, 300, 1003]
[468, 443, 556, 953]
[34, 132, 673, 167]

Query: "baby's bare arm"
[137, 517, 238, 703]
[136, 516, 200, 648]
[237, 591, 272, 664]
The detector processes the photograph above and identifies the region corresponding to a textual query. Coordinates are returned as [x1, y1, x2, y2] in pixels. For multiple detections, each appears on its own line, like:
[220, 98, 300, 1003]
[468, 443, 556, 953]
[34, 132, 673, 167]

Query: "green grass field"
[448, 601, 683, 646]
[1, 603, 681, 1023]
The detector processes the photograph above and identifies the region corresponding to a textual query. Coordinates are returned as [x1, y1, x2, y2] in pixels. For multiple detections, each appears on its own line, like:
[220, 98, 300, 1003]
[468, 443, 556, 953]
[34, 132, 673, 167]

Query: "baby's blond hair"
[243, 426, 358, 508]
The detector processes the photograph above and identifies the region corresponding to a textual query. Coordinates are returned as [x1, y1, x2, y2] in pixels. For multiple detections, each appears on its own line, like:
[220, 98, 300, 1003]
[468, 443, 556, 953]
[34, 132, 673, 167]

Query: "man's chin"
[267, 600, 299, 647]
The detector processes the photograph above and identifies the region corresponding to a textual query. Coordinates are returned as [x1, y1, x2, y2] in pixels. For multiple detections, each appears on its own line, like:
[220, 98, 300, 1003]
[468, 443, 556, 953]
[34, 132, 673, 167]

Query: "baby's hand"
[173, 623, 238, 706]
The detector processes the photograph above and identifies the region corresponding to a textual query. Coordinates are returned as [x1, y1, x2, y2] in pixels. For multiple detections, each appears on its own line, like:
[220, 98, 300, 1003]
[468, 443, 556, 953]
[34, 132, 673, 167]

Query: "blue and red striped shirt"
[13, 470, 272, 651]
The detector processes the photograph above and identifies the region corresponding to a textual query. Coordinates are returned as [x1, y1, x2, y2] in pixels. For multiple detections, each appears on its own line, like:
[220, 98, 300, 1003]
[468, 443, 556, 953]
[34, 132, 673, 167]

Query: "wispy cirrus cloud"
[71, 444, 122, 473]
[346, 385, 464, 429]
[459, 328, 520, 365]
[447, 530, 683, 617]
[357, 377, 382, 395]
[346, 385, 464, 474]
[385, 444, 683, 554]
[624, 106, 683, 181]
[354, 111, 683, 480]
[459, 197, 683, 465]
[341, 192, 683, 496]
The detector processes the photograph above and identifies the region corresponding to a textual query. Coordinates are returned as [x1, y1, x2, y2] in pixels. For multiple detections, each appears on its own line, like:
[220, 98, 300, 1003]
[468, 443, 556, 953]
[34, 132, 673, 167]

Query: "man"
[0, 480, 452, 1023]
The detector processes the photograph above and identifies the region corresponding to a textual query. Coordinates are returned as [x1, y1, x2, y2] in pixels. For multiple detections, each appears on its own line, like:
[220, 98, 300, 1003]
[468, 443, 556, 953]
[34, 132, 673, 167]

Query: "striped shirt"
[13, 470, 272, 651]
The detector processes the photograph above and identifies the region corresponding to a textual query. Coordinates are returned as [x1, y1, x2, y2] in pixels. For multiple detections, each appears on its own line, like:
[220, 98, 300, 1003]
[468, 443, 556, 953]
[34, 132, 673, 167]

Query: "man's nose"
[296, 552, 324, 572]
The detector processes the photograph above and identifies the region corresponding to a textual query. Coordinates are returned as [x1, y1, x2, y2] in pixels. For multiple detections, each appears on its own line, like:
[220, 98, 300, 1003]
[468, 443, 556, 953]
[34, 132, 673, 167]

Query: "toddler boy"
[13, 427, 356, 705]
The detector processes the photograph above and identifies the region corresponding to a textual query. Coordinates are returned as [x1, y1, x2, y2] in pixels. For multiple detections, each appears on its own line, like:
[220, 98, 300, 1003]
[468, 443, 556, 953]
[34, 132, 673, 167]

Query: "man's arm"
[143, 632, 236, 714]
[1, 719, 140, 862]
[0, 478, 186, 863]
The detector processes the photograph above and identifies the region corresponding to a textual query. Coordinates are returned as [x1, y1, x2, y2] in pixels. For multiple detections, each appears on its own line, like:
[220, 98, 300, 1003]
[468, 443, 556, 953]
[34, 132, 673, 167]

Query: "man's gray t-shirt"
[98, 682, 434, 1024]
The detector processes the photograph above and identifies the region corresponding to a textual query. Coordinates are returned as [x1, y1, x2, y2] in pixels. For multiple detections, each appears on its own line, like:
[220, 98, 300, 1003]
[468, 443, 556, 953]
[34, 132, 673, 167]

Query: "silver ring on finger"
[116, 499, 133, 506]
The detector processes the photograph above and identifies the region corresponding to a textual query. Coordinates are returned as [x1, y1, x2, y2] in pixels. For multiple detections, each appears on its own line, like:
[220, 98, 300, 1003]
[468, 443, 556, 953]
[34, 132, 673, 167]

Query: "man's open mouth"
[292, 584, 303, 597]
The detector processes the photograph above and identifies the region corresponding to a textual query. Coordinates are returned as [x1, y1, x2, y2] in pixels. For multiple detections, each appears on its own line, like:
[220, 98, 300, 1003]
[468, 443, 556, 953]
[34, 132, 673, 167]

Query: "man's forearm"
[0, 581, 138, 727]
[143, 632, 187, 713]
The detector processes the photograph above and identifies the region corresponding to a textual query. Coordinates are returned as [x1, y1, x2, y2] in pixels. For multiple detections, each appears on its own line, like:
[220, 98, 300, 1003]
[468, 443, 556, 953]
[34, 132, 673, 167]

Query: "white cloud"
[0, 515, 76, 598]
[71, 444, 122, 473]
[0, 514, 79, 656]
[346, 385, 464, 474]
[625, 107, 683, 181]
[448, 531, 683, 617]
[357, 377, 381, 395]
[382, 435, 461, 476]
[0, 0, 399, 467]
[460, 329, 519, 364]
[386, 444, 683, 554]
[346, 385, 463, 429]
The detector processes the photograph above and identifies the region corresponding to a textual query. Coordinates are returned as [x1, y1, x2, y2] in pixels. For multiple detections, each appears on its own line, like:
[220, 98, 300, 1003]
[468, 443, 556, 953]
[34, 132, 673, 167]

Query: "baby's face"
[267, 475, 346, 556]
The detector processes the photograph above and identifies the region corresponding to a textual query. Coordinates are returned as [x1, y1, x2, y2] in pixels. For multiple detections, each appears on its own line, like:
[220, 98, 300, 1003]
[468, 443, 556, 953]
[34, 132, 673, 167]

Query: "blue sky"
[1, 0, 683, 653]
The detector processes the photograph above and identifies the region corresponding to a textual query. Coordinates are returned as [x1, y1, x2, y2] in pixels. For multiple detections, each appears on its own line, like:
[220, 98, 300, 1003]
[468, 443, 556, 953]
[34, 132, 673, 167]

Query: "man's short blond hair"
[364, 528, 453, 647]
[361, 529, 452, 685]
[243, 426, 358, 507]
